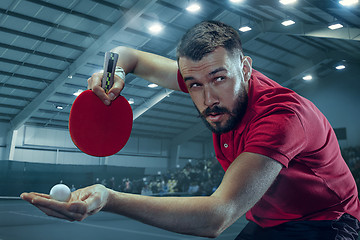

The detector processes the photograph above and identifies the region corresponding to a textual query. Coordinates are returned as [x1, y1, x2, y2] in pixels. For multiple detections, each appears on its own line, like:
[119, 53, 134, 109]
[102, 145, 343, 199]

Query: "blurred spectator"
[101, 178, 107, 187]
[188, 181, 200, 195]
[123, 178, 132, 193]
[94, 178, 100, 184]
[167, 176, 177, 193]
[342, 146, 360, 171]
[159, 180, 168, 195]
[141, 184, 153, 196]
[109, 177, 115, 190]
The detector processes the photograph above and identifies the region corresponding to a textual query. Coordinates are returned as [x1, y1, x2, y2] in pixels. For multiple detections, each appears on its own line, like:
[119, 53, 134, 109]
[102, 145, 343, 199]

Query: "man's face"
[179, 47, 252, 134]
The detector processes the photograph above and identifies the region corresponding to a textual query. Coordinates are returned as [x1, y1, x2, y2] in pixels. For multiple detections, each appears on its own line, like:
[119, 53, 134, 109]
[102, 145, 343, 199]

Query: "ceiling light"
[186, 3, 201, 12]
[302, 75, 312, 81]
[239, 26, 252, 32]
[281, 20, 295, 26]
[335, 64, 346, 70]
[328, 23, 343, 30]
[56, 106, 64, 110]
[339, 0, 358, 6]
[148, 83, 158, 88]
[128, 98, 134, 104]
[73, 89, 83, 96]
[149, 23, 163, 34]
[280, 0, 297, 5]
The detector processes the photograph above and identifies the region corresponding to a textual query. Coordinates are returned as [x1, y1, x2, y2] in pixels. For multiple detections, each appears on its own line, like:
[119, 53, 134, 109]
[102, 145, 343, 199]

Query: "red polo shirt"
[178, 69, 360, 227]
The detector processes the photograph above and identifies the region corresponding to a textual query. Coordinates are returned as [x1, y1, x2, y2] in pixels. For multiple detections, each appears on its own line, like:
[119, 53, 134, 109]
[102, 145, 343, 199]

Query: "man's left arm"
[209, 152, 283, 234]
[101, 152, 282, 237]
[21, 152, 282, 238]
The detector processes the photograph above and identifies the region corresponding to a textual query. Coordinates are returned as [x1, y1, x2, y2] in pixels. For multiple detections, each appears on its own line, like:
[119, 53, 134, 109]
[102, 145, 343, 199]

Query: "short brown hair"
[177, 21, 244, 61]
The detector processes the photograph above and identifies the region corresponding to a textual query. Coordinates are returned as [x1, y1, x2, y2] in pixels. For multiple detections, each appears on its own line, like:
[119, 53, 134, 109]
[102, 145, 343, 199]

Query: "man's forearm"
[110, 46, 139, 75]
[103, 189, 230, 238]
[110, 46, 180, 90]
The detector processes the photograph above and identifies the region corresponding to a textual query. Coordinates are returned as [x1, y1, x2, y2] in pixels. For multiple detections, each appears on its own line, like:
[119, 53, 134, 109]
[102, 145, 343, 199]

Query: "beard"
[196, 91, 248, 135]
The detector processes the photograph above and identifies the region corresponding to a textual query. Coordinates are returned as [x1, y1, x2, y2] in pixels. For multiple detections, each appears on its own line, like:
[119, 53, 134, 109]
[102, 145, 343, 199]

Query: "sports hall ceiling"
[0, 0, 359, 145]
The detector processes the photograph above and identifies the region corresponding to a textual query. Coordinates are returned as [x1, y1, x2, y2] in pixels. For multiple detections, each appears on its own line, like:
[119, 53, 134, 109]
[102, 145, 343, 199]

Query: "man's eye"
[189, 83, 201, 88]
[215, 76, 225, 82]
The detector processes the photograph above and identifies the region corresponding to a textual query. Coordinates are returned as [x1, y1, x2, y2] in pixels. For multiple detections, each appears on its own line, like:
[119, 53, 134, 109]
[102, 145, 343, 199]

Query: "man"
[21, 21, 360, 239]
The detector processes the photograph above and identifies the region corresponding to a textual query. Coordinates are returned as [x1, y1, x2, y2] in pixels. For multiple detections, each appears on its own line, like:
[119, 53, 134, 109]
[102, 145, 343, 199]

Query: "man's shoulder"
[250, 74, 299, 113]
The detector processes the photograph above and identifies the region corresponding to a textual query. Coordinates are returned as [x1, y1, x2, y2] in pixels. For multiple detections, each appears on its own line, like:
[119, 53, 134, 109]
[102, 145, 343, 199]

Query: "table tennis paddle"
[69, 52, 133, 157]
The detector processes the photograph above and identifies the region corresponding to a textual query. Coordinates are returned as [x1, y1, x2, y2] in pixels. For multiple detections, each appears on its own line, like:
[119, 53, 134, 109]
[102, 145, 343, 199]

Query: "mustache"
[198, 106, 231, 118]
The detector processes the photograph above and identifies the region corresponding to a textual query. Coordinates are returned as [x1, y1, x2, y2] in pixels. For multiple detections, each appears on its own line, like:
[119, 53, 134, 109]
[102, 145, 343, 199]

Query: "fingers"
[108, 75, 125, 100]
[21, 192, 87, 221]
[21, 192, 50, 203]
[88, 72, 109, 105]
[37, 198, 88, 221]
[93, 85, 110, 105]
[36, 202, 88, 222]
[37, 205, 75, 221]
[87, 72, 125, 106]
[87, 72, 102, 90]
[21, 185, 109, 222]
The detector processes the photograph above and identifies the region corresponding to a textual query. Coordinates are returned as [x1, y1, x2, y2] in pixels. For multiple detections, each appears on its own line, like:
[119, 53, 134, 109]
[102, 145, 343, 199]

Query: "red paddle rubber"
[69, 90, 133, 157]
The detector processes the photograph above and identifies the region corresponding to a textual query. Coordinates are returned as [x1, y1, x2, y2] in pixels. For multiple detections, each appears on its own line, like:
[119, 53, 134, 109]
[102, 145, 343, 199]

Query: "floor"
[2, 199, 359, 240]
[0, 199, 247, 240]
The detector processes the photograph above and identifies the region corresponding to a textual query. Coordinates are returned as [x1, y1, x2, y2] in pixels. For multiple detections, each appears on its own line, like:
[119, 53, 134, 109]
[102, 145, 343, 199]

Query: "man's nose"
[204, 85, 219, 107]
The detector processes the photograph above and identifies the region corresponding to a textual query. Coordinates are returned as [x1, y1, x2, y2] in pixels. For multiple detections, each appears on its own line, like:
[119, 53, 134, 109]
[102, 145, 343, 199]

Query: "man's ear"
[242, 56, 252, 82]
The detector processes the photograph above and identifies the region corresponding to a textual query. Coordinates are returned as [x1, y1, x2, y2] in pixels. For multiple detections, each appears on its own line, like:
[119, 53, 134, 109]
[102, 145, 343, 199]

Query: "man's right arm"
[88, 46, 180, 105]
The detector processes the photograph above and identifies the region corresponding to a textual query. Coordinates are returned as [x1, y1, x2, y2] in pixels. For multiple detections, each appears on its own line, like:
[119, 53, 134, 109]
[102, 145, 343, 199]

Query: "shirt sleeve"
[177, 69, 189, 93]
[243, 109, 307, 168]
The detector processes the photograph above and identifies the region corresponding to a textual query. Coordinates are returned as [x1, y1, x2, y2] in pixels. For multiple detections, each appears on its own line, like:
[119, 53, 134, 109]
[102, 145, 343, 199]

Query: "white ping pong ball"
[50, 184, 71, 202]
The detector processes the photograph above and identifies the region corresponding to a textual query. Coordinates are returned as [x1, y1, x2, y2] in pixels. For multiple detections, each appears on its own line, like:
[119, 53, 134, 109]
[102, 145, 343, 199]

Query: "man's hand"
[21, 184, 110, 222]
[86, 46, 179, 106]
[87, 72, 125, 105]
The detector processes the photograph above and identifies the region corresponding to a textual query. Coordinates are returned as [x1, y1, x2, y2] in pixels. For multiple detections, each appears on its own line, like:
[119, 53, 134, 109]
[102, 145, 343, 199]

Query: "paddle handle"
[102, 51, 119, 93]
